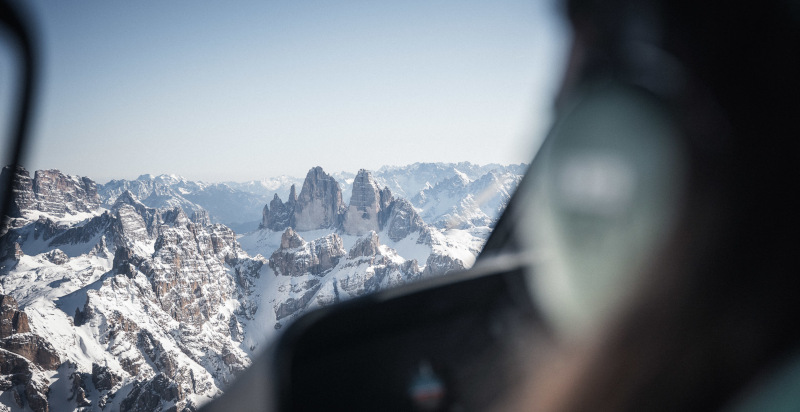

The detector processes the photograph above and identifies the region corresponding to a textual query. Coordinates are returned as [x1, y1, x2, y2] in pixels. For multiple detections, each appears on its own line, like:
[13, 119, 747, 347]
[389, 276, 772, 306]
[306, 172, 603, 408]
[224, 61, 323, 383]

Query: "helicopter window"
[0, 1, 569, 410]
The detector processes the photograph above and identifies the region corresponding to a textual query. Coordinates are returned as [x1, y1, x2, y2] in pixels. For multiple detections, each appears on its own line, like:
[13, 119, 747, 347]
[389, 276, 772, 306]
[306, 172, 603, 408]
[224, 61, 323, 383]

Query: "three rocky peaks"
[0, 163, 515, 411]
[261, 167, 422, 240]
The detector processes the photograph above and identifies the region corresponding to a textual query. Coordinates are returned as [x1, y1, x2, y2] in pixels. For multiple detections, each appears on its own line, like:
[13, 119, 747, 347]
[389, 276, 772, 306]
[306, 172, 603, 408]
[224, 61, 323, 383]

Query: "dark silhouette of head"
[526, 0, 800, 410]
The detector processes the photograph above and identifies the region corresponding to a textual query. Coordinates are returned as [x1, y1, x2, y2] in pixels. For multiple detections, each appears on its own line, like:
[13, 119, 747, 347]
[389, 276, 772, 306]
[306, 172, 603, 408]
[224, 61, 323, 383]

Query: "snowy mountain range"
[99, 175, 269, 235]
[97, 162, 525, 235]
[0, 162, 525, 412]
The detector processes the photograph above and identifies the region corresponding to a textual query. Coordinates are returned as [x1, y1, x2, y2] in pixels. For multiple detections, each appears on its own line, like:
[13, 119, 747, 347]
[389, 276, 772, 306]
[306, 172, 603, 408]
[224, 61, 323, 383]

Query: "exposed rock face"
[0, 297, 60, 370]
[49, 211, 114, 247]
[383, 198, 426, 242]
[111, 191, 214, 256]
[120, 373, 183, 412]
[340, 169, 427, 241]
[269, 229, 345, 277]
[1, 334, 61, 370]
[147, 212, 246, 327]
[0, 170, 269, 411]
[0, 294, 58, 412]
[247, 165, 505, 329]
[336, 232, 422, 297]
[349, 231, 381, 258]
[422, 254, 467, 277]
[33, 169, 100, 215]
[69, 368, 92, 407]
[0, 295, 30, 338]
[0, 349, 51, 412]
[65, 202, 265, 408]
[191, 209, 211, 227]
[378, 186, 393, 221]
[0, 166, 100, 218]
[275, 288, 320, 321]
[269, 229, 425, 325]
[101, 174, 205, 223]
[12, 242, 23, 260]
[0, 166, 35, 218]
[313, 235, 346, 271]
[112, 192, 159, 250]
[0, 163, 522, 411]
[31, 216, 66, 243]
[260, 185, 297, 231]
[43, 249, 68, 265]
[342, 170, 385, 236]
[279, 227, 305, 249]
[92, 362, 121, 391]
[293, 167, 344, 231]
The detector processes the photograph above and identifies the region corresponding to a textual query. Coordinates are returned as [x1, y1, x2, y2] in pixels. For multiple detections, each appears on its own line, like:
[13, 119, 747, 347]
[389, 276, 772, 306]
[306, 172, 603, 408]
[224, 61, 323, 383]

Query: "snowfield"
[0, 162, 524, 411]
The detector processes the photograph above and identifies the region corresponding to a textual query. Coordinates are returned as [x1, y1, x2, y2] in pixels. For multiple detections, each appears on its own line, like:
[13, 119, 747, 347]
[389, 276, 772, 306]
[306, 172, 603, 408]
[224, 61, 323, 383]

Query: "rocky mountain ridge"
[412, 169, 522, 229]
[100, 174, 268, 233]
[0, 166, 100, 222]
[0, 294, 58, 412]
[261, 168, 412, 237]
[1, 169, 268, 410]
[0, 162, 523, 411]
[33, 161, 527, 236]
[242, 165, 489, 328]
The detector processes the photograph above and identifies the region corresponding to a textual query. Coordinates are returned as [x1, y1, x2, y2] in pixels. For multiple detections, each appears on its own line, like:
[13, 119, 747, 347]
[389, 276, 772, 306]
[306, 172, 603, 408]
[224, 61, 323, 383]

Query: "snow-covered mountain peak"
[112, 190, 144, 209]
[1, 172, 271, 410]
[451, 168, 471, 184]
[0, 162, 525, 411]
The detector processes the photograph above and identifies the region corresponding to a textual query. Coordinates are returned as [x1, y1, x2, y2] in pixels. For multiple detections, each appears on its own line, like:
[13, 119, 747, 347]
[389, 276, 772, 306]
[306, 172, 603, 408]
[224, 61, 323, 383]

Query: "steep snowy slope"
[372, 162, 526, 199]
[0, 163, 521, 411]
[412, 169, 523, 229]
[1, 170, 268, 411]
[238, 167, 492, 326]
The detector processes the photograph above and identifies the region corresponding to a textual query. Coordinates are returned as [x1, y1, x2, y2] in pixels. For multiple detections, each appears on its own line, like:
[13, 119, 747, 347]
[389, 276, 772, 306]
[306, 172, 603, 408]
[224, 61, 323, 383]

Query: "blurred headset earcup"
[519, 84, 687, 339]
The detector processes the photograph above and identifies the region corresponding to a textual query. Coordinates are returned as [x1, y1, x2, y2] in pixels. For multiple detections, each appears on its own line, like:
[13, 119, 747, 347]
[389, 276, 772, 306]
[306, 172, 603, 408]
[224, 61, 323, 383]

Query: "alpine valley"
[0, 162, 524, 411]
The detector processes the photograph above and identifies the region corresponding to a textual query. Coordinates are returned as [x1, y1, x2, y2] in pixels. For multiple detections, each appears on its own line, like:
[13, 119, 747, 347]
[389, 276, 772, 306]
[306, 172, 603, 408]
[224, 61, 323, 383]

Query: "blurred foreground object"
[202, 0, 799, 410]
[0, 0, 37, 228]
[513, 0, 800, 410]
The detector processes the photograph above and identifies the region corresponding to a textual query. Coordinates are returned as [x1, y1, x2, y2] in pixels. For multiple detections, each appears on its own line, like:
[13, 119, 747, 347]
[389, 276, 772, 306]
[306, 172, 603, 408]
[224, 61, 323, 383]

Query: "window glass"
[0, 1, 569, 408]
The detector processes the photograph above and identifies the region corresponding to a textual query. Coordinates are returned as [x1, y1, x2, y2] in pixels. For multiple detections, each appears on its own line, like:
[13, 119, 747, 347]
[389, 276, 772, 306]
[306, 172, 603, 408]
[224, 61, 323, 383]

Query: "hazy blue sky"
[3, 0, 569, 182]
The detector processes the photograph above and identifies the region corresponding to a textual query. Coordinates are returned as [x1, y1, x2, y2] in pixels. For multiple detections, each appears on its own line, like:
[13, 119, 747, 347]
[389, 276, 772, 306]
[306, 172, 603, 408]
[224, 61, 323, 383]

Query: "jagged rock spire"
[259, 167, 345, 232]
[342, 169, 396, 236]
[294, 167, 344, 231]
[342, 169, 380, 236]
[261, 187, 297, 231]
